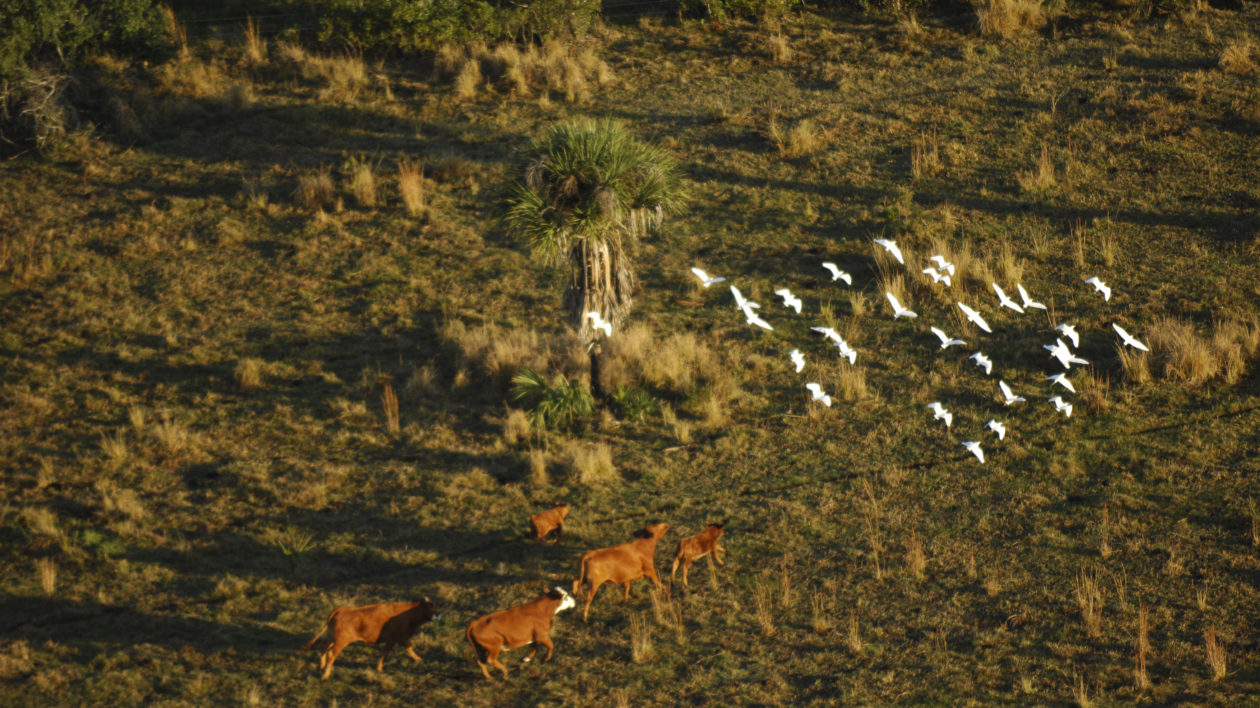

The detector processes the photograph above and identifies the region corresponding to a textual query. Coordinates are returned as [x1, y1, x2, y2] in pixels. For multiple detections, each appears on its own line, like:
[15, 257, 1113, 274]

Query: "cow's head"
[641, 522, 669, 540]
[548, 586, 576, 614]
[707, 521, 726, 534]
[419, 596, 441, 621]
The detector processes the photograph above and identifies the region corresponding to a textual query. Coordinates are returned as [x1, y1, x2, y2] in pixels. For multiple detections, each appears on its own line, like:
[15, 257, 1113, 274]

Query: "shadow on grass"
[0, 595, 300, 655]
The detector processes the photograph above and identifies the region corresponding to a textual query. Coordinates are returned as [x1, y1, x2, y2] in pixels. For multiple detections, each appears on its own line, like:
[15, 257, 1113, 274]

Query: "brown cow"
[466, 586, 577, 680]
[670, 522, 727, 587]
[572, 522, 669, 621]
[530, 503, 569, 543]
[301, 599, 439, 680]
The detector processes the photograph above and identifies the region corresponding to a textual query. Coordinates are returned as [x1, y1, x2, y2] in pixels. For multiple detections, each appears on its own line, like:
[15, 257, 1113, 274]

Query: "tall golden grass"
[397, 160, 426, 216]
[1145, 316, 1259, 385]
[437, 40, 613, 102]
[976, 0, 1048, 38]
[442, 321, 584, 388]
[603, 323, 720, 396]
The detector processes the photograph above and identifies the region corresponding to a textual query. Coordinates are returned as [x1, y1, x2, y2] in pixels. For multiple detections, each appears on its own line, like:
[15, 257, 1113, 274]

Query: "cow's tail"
[572, 553, 589, 596]
[301, 609, 338, 652]
[465, 622, 483, 662]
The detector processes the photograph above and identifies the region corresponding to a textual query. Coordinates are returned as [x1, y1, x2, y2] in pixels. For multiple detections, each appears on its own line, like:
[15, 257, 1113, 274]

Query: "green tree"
[504, 119, 686, 398]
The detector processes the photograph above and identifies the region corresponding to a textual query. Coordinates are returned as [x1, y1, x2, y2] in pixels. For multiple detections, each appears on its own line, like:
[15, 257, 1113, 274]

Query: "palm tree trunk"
[588, 342, 605, 401]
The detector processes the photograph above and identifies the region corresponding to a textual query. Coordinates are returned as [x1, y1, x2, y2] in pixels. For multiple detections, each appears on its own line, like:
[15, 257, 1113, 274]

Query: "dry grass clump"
[242, 17, 267, 66]
[976, 0, 1048, 38]
[397, 160, 426, 216]
[877, 274, 910, 315]
[1220, 40, 1257, 75]
[768, 117, 826, 158]
[502, 409, 532, 446]
[437, 40, 613, 102]
[1204, 626, 1227, 680]
[836, 367, 870, 402]
[809, 593, 834, 634]
[274, 44, 369, 101]
[151, 413, 198, 457]
[313, 53, 369, 102]
[1074, 672, 1094, 708]
[235, 357, 265, 390]
[845, 609, 863, 653]
[1143, 316, 1259, 386]
[96, 479, 148, 521]
[566, 441, 616, 484]
[767, 34, 793, 63]
[443, 321, 580, 388]
[1080, 369, 1110, 414]
[995, 241, 1024, 283]
[928, 237, 978, 291]
[911, 129, 942, 179]
[527, 448, 548, 485]
[1116, 345, 1151, 384]
[604, 324, 719, 396]
[38, 558, 57, 597]
[23, 507, 60, 542]
[1134, 603, 1151, 689]
[905, 535, 927, 580]
[381, 383, 400, 436]
[1017, 142, 1056, 192]
[100, 430, 130, 469]
[1075, 566, 1103, 638]
[295, 168, 336, 211]
[344, 157, 377, 208]
[155, 59, 233, 99]
[630, 613, 653, 662]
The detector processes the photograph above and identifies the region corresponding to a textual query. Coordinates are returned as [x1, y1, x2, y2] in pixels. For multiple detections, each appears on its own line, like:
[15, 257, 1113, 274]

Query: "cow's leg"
[537, 633, 555, 662]
[623, 581, 632, 600]
[646, 562, 663, 591]
[715, 544, 726, 565]
[486, 644, 509, 680]
[321, 639, 350, 680]
[583, 583, 601, 622]
[670, 556, 681, 582]
[681, 559, 691, 587]
[524, 640, 538, 663]
[377, 643, 394, 672]
[554, 524, 563, 543]
[405, 644, 421, 662]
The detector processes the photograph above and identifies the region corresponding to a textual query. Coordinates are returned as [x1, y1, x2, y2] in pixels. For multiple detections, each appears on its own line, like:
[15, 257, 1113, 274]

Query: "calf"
[466, 586, 577, 680]
[572, 522, 669, 621]
[301, 599, 439, 680]
[530, 503, 569, 543]
[670, 522, 727, 587]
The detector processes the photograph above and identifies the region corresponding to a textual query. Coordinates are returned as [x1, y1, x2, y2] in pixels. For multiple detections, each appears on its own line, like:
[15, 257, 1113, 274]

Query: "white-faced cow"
[466, 586, 577, 679]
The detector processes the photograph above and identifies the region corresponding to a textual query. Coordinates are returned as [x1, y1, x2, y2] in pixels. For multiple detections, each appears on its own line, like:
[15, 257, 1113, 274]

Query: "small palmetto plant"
[511, 369, 594, 432]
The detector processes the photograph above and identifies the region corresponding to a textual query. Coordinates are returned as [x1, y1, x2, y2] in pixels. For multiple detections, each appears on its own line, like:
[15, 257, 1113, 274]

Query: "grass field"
[2, 4, 1259, 705]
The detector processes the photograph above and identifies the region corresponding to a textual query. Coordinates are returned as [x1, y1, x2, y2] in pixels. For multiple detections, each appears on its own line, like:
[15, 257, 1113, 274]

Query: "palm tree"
[503, 119, 686, 398]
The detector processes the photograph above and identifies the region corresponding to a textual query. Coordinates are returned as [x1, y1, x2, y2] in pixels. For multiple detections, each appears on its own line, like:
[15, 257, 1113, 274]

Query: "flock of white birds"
[586, 243, 1149, 465]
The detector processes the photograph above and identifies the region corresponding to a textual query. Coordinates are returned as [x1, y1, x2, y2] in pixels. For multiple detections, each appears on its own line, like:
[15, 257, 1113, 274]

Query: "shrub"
[511, 369, 593, 432]
[0, 0, 172, 83]
[611, 385, 655, 422]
